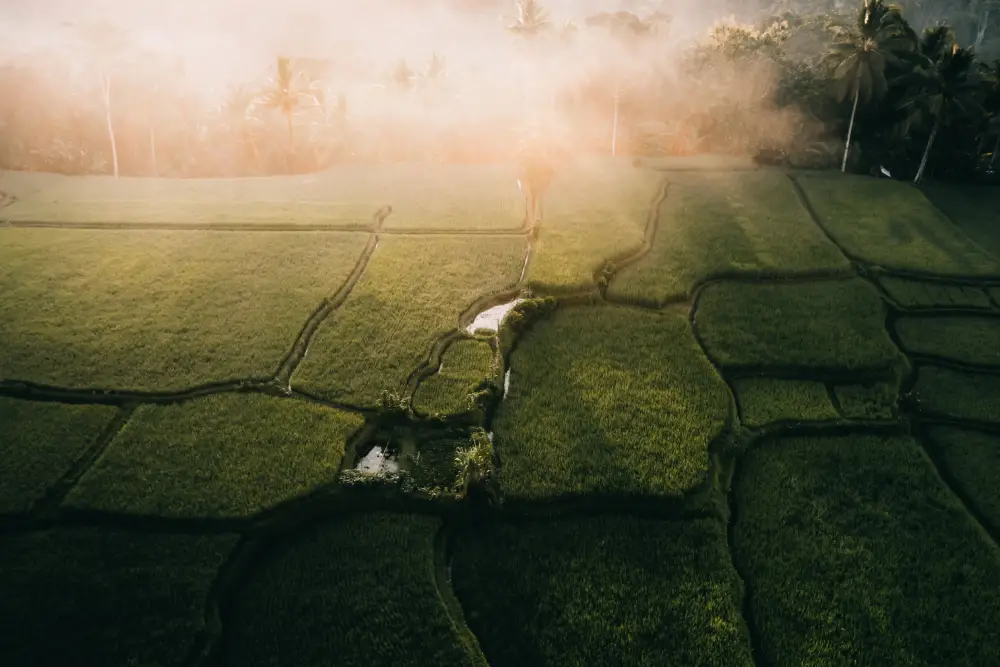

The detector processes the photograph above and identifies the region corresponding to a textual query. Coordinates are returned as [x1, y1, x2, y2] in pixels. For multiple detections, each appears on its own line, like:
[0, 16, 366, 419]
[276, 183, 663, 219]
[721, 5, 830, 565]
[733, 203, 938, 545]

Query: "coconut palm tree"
[896, 27, 986, 182]
[256, 56, 323, 163]
[507, 0, 551, 37]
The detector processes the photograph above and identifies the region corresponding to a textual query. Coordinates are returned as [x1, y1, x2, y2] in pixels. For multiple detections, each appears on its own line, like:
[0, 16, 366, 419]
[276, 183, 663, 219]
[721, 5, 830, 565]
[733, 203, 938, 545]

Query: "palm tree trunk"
[841, 71, 862, 173]
[914, 116, 941, 183]
[992, 135, 1000, 169]
[612, 83, 620, 157]
[101, 72, 119, 178]
[149, 125, 157, 176]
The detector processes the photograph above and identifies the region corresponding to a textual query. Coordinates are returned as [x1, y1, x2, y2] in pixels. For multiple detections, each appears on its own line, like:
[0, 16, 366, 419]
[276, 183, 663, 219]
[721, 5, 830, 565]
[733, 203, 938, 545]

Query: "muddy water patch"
[466, 299, 524, 334]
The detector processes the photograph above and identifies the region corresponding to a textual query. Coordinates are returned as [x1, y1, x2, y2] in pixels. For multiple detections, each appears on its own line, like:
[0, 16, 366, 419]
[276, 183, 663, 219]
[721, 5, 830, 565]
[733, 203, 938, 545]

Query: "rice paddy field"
[3, 160, 1000, 667]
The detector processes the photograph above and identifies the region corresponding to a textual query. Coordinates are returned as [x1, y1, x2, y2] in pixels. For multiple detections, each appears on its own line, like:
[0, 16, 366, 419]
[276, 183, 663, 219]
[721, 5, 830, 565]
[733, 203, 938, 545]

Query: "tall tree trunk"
[286, 111, 295, 173]
[976, 9, 990, 48]
[149, 125, 157, 176]
[914, 116, 941, 183]
[991, 134, 999, 168]
[101, 72, 119, 178]
[841, 70, 862, 173]
[612, 83, 620, 157]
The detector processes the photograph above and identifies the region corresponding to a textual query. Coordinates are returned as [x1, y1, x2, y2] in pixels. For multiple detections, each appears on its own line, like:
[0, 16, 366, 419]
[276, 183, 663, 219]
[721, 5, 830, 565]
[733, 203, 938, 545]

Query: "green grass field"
[452, 516, 753, 667]
[924, 426, 1000, 535]
[696, 279, 901, 371]
[911, 365, 1000, 424]
[0, 528, 237, 667]
[734, 433, 1000, 667]
[413, 338, 496, 417]
[878, 276, 994, 309]
[494, 305, 731, 501]
[608, 171, 849, 306]
[732, 378, 837, 428]
[921, 183, 1000, 259]
[295, 235, 525, 406]
[0, 398, 117, 513]
[895, 316, 1000, 366]
[64, 394, 364, 518]
[0, 228, 369, 390]
[796, 174, 1000, 276]
[223, 513, 470, 667]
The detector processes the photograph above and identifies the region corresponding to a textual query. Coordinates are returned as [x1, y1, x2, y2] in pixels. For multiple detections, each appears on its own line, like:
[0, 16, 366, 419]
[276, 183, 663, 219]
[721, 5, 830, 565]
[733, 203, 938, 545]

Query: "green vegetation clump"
[895, 316, 1000, 366]
[452, 516, 754, 667]
[911, 366, 1000, 424]
[733, 378, 836, 428]
[413, 339, 496, 417]
[878, 276, 993, 309]
[0, 398, 117, 513]
[924, 426, 1000, 534]
[696, 279, 901, 370]
[224, 513, 470, 667]
[494, 305, 731, 500]
[64, 393, 364, 518]
[0, 528, 237, 667]
[0, 229, 369, 390]
[295, 235, 525, 407]
[834, 381, 899, 419]
[796, 174, 1000, 276]
[734, 433, 1000, 667]
[608, 171, 849, 306]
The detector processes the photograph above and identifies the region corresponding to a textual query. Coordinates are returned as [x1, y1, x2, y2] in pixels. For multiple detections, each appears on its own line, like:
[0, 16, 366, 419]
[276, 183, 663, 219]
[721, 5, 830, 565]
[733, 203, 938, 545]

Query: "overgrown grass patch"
[924, 425, 1000, 535]
[64, 393, 364, 518]
[224, 512, 469, 667]
[0, 229, 370, 390]
[452, 516, 753, 667]
[733, 433, 1000, 667]
[525, 163, 662, 293]
[921, 182, 1000, 259]
[834, 381, 899, 419]
[0, 398, 117, 513]
[878, 276, 993, 309]
[895, 316, 1000, 366]
[733, 378, 836, 428]
[696, 279, 901, 371]
[608, 171, 849, 306]
[797, 174, 1000, 275]
[413, 338, 495, 417]
[0, 528, 237, 667]
[296, 235, 525, 407]
[911, 366, 1000, 424]
[494, 305, 731, 500]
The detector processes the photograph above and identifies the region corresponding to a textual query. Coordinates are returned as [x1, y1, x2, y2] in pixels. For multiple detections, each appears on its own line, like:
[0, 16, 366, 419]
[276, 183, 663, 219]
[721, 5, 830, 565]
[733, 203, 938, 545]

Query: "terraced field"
[3, 161, 999, 667]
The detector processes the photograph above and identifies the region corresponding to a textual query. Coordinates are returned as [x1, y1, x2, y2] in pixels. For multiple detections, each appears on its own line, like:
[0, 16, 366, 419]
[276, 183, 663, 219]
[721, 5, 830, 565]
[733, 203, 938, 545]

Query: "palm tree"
[981, 59, 1000, 168]
[507, 0, 551, 38]
[827, 0, 914, 172]
[896, 28, 986, 182]
[256, 56, 323, 162]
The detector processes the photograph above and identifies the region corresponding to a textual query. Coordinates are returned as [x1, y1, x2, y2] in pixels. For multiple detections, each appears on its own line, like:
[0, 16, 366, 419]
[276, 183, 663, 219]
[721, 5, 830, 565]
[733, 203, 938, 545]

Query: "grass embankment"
[65, 394, 363, 518]
[0, 398, 117, 513]
[732, 378, 837, 428]
[494, 305, 731, 501]
[911, 366, 1000, 424]
[608, 171, 849, 306]
[924, 425, 1000, 535]
[878, 276, 993, 309]
[295, 235, 525, 407]
[0, 229, 369, 391]
[696, 279, 901, 372]
[0, 528, 237, 667]
[833, 381, 899, 419]
[224, 513, 470, 667]
[0, 169, 394, 226]
[525, 163, 662, 292]
[452, 516, 754, 667]
[921, 182, 1000, 259]
[734, 433, 1000, 667]
[796, 174, 1000, 276]
[991, 287, 1000, 306]
[895, 316, 1000, 366]
[413, 338, 495, 417]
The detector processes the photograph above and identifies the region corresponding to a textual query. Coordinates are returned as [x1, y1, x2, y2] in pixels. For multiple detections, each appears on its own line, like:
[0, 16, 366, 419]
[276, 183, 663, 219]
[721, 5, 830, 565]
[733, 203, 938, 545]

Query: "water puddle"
[355, 445, 399, 474]
[466, 299, 524, 334]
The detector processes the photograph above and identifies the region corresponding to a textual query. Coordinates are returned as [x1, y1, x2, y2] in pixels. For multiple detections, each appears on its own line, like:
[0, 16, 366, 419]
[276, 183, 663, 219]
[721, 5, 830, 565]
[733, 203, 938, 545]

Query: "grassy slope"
[733, 378, 836, 428]
[911, 365, 1000, 424]
[295, 235, 525, 407]
[0, 398, 117, 513]
[734, 433, 1000, 667]
[413, 338, 495, 416]
[797, 174, 1000, 275]
[0, 528, 237, 667]
[895, 316, 1000, 365]
[878, 276, 993, 309]
[608, 171, 849, 306]
[920, 182, 1000, 259]
[223, 513, 469, 667]
[924, 425, 1000, 535]
[495, 305, 731, 500]
[0, 228, 369, 391]
[65, 394, 363, 518]
[526, 163, 662, 292]
[696, 279, 901, 370]
[452, 516, 753, 667]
